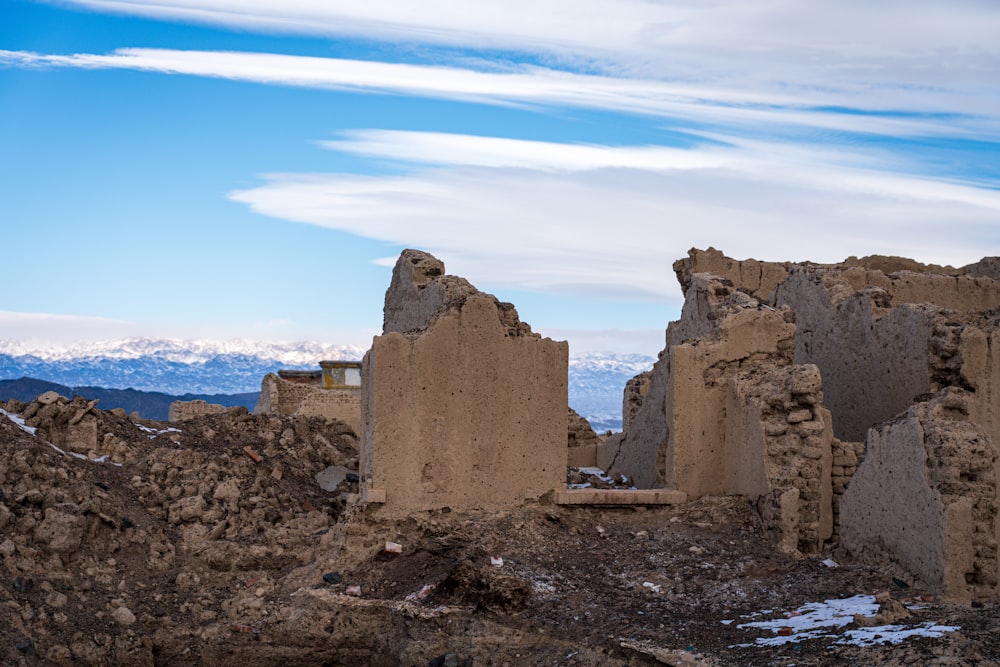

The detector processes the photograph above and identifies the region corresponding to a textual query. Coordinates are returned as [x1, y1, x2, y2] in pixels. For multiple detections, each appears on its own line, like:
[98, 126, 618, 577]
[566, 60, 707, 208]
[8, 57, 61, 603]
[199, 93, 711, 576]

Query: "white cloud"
[230, 132, 1000, 302]
[0, 310, 145, 345]
[34, 1, 1000, 133]
[319, 130, 730, 171]
[2, 48, 996, 139]
[50, 1, 1000, 87]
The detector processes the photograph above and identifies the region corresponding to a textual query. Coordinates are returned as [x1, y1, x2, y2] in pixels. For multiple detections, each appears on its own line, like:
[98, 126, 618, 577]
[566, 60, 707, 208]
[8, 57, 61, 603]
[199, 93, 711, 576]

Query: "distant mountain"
[0, 377, 257, 421]
[566, 353, 655, 432]
[0, 338, 367, 394]
[0, 338, 654, 431]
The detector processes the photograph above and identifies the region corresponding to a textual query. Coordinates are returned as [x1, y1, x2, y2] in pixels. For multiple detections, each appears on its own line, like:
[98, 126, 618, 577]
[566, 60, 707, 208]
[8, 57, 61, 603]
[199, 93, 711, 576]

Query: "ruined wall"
[622, 370, 652, 433]
[255, 373, 361, 433]
[840, 389, 997, 602]
[361, 250, 568, 514]
[168, 399, 229, 422]
[568, 408, 601, 467]
[677, 248, 1000, 444]
[830, 438, 864, 542]
[675, 247, 1000, 313]
[775, 275, 944, 442]
[672, 247, 790, 302]
[729, 364, 833, 553]
[606, 274, 797, 493]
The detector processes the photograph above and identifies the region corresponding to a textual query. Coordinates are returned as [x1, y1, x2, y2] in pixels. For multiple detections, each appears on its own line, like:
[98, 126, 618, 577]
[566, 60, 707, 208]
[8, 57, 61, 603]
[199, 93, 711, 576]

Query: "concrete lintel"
[555, 489, 687, 505]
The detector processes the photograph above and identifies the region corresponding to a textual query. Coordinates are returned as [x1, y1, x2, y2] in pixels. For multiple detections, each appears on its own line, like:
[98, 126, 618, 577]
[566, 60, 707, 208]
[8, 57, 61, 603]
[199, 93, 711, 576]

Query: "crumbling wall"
[361, 250, 568, 514]
[678, 247, 1000, 443]
[774, 274, 945, 442]
[840, 389, 997, 602]
[608, 247, 1000, 575]
[606, 274, 798, 492]
[568, 408, 601, 467]
[168, 399, 228, 422]
[830, 438, 864, 542]
[672, 247, 790, 302]
[255, 373, 361, 433]
[729, 364, 833, 553]
[622, 370, 652, 433]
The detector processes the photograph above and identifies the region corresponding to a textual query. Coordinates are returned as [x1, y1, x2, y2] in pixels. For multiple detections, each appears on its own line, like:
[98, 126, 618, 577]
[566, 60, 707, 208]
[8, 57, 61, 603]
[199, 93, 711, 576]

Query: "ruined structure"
[16, 391, 101, 454]
[840, 389, 997, 603]
[168, 399, 228, 422]
[609, 248, 1000, 599]
[255, 362, 362, 433]
[360, 250, 568, 514]
[567, 407, 603, 467]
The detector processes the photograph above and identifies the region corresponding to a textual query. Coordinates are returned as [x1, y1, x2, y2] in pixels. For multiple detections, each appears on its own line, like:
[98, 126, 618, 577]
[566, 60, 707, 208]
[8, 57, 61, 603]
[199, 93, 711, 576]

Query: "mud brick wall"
[678, 247, 1000, 443]
[841, 390, 998, 602]
[605, 273, 797, 491]
[255, 374, 361, 433]
[168, 400, 229, 422]
[830, 438, 864, 541]
[622, 370, 651, 433]
[730, 364, 833, 553]
[361, 250, 568, 515]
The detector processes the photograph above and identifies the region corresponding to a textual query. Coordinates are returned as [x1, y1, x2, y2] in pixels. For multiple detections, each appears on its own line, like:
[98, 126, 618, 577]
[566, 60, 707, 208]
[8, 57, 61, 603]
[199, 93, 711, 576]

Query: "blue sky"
[1, 0, 998, 357]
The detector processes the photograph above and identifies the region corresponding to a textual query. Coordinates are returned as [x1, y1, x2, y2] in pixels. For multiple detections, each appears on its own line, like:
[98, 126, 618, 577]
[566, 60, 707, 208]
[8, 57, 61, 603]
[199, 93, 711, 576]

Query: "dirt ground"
[2, 401, 999, 666]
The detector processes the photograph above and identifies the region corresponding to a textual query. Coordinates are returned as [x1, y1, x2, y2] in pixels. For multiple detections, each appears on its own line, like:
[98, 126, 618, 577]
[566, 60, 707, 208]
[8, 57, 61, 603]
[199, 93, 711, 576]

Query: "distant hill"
[0, 377, 258, 421]
[0, 338, 654, 430]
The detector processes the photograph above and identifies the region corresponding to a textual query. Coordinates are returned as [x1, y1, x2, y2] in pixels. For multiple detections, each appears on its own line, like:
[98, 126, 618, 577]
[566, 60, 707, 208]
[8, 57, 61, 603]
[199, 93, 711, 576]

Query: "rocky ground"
[2, 399, 999, 666]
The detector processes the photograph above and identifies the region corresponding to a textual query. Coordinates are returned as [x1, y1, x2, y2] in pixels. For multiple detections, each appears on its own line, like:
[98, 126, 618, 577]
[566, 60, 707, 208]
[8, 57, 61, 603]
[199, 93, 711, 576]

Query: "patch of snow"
[135, 423, 181, 439]
[44, 442, 122, 467]
[837, 623, 961, 647]
[730, 595, 959, 648]
[0, 408, 36, 435]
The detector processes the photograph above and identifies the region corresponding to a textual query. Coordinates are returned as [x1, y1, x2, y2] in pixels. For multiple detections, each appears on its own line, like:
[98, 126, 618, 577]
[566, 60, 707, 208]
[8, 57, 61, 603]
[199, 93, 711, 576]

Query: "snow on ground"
[1, 407, 36, 435]
[726, 594, 960, 648]
[135, 423, 181, 439]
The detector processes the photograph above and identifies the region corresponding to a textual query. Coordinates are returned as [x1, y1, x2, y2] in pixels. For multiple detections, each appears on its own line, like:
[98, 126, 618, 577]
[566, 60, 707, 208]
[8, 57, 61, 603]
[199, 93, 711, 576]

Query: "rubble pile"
[4, 247, 1000, 664]
[0, 397, 359, 664]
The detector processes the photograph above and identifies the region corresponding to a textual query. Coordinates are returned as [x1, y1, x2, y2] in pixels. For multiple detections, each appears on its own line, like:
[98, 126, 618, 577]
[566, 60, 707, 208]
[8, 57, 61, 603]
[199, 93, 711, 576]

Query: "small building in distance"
[255, 360, 363, 433]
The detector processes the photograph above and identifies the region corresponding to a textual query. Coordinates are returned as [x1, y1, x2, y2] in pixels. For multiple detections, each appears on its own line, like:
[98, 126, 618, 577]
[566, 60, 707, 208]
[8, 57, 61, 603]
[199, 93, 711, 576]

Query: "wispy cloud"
[2, 48, 996, 139]
[319, 130, 731, 171]
[0, 310, 143, 344]
[48, 1, 1000, 89]
[230, 131, 1000, 302]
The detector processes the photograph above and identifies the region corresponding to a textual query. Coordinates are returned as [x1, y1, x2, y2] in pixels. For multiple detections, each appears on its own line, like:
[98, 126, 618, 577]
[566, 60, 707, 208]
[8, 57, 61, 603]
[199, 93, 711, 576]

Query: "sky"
[1, 0, 998, 357]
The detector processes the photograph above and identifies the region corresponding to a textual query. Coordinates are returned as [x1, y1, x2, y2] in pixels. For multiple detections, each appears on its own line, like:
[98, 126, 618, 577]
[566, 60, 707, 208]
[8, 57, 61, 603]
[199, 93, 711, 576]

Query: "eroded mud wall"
[840, 390, 997, 602]
[361, 250, 568, 514]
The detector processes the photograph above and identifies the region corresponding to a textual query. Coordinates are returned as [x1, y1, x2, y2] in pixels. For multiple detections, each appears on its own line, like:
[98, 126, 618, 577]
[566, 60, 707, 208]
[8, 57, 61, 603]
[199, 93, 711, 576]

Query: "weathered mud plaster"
[678, 247, 1000, 442]
[603, 271, 832, 551]
[669, 248, 1000, 592]
[840, 389, 997, 602]
[361, 250, 568, 515]
[730, 364, 834, 553]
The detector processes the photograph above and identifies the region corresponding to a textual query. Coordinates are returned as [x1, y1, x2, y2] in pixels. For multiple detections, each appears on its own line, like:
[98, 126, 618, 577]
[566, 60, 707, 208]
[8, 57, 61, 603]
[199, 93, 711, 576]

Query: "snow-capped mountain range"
[0, 338, 654, 431]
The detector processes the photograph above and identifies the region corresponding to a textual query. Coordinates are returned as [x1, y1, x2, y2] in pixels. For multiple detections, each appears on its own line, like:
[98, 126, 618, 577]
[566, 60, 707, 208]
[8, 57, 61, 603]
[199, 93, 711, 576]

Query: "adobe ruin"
[254, 361, 363, 434]
[168, 399, 229, 422]
[606, 247, 1000, 600]
[360, 249, 568, 514]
